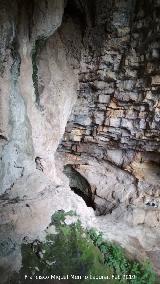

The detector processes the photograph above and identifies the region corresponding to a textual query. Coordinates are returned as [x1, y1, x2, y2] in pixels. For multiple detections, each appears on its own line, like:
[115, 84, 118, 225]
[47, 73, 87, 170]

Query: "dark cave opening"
[63, 164, 96, 210]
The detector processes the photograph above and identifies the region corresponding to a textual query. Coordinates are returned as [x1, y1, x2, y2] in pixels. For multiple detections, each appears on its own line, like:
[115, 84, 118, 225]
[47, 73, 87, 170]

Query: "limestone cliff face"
[58, 0, 160, 226]
[0, 0, 160, 281]
[62, 0, 160, 153]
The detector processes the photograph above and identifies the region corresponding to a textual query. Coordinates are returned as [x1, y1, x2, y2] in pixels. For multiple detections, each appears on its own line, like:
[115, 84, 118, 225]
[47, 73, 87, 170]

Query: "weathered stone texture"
[0, 0, 160, 281]
[58, 0, 160, 243]
[60, 0, 160, 159]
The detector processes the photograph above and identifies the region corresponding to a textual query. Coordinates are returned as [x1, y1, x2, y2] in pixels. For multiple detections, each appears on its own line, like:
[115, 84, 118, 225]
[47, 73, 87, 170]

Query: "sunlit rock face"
[0, 0, 88, 281]
[0, 0, 66, 193]
[0, 0, 160, 282]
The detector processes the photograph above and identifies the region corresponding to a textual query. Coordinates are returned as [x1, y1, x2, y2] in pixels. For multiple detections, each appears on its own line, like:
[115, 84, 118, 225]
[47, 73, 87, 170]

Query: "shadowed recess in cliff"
[63, 164, 96, 210]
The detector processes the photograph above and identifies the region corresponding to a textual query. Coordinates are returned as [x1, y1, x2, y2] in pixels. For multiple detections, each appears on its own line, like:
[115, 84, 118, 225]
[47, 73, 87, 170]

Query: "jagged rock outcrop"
[0, 0, 160, 282]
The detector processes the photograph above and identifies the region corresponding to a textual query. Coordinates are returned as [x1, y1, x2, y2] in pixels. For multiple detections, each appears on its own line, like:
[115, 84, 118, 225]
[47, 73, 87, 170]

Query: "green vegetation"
[32, 38, 46, 105]
[88, 229, 156, 284]
[10, 210, 156, 284]
[0, 57, 5, 75]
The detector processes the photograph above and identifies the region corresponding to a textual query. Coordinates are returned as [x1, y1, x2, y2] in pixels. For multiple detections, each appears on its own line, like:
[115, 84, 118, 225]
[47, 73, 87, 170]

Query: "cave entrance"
[63, 165, 95, 210]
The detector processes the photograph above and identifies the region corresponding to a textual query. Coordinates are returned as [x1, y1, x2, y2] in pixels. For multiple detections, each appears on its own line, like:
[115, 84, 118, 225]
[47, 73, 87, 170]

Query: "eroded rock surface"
[58, 0, 160, 229]
[0, 0, 160, 282]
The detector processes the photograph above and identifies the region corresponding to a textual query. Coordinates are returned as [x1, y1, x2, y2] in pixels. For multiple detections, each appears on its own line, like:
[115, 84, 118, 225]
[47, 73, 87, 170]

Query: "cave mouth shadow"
[63, 164, 96, 210]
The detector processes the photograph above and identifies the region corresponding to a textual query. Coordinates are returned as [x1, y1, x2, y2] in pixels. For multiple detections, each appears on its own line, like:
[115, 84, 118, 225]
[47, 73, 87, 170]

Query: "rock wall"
[0, 0, 82, 193]
[60, 0, 160, 154]
[0, 0, 65, 193]
[0, 0, 160, 281]
[0, 1, 91, 282]
[58, 0, 160, 227]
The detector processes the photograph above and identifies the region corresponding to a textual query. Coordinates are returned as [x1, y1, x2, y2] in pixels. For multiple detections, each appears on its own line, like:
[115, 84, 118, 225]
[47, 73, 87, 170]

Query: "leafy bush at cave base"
[88, 229, 156, 284]
[10, 210, 157, 284]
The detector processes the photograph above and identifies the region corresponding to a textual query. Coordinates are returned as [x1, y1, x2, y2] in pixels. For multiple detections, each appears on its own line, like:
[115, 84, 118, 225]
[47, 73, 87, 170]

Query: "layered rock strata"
[58, 0, 160, 227]
[0, 0, 160, 282]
